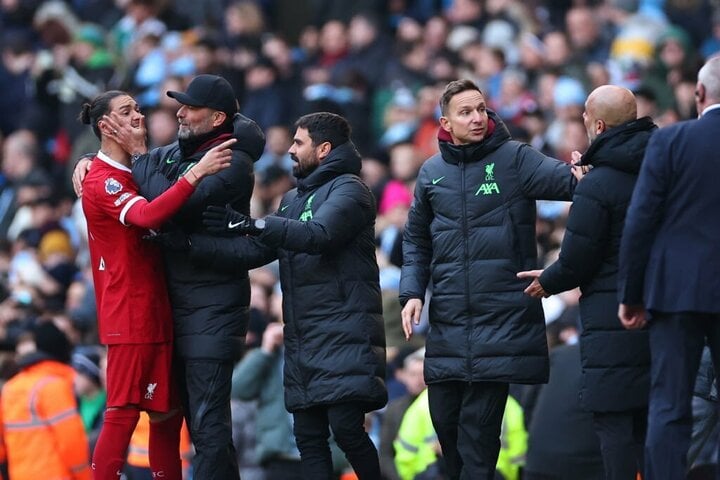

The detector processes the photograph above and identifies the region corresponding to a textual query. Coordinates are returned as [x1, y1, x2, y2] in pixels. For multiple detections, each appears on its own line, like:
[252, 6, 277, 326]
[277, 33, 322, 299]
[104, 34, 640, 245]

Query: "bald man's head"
[583, 85, 637, 142]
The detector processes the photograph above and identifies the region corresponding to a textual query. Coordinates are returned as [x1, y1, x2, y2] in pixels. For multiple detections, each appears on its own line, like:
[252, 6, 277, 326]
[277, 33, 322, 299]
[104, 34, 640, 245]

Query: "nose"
[177, 105, 187, 118]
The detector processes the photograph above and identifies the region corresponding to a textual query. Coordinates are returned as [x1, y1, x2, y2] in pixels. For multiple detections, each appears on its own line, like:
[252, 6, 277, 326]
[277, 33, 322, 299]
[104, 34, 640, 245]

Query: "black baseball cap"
[167, 74, 238, 116]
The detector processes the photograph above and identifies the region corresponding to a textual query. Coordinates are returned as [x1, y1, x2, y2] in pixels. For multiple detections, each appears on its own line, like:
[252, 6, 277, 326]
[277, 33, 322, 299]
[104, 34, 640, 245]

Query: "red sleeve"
[124, 177, 195, 229]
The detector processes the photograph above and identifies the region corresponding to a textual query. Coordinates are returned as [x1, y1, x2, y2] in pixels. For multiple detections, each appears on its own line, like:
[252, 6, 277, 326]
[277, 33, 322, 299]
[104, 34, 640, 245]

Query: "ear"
[596, 119, 606, 136]
[212, 111, 227, 128]
[439, 116, 452, 133]
[696, 84, 706, 104]
[97, 119, 111, 137]
[317, 141, 332, 159]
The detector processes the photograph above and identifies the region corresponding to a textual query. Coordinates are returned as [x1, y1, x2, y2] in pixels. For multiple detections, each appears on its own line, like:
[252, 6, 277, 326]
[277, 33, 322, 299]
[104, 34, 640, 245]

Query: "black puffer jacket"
[132, 114, 265, 361]
[190, 142, 387, 412]
[400, 112, 575, 385]
[540, 116, 655, 411]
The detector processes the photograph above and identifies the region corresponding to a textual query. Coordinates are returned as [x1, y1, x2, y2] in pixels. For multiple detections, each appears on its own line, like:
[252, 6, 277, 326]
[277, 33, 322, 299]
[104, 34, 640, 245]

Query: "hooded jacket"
[400, 111, 575, 384]
[132, 113, 265, 361]
[539, 117, 655, 411]
[1, 353, 91, 480]
[190, 142, 387, 412]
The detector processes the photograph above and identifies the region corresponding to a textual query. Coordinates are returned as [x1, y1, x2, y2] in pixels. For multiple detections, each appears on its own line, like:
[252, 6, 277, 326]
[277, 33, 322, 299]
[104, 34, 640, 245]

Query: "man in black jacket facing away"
[73, 74, 265, 480]
[399, 79, 576, 480]
[518, 85, 656, 479]
[192, 112, 387, 480]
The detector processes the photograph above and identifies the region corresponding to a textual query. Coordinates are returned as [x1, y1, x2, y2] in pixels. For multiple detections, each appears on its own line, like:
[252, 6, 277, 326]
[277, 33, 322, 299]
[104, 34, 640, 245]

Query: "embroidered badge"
[105, 178, 123, 195]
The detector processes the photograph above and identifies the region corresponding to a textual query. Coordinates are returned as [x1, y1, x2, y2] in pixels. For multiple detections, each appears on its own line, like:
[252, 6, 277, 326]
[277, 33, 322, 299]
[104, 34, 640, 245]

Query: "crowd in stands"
[0, 0, 718, 478]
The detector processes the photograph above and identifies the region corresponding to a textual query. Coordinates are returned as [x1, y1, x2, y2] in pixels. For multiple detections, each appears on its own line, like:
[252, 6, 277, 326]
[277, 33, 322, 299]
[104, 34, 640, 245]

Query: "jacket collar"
[437, 110, 512, 165]
[296, 141, 361, 192]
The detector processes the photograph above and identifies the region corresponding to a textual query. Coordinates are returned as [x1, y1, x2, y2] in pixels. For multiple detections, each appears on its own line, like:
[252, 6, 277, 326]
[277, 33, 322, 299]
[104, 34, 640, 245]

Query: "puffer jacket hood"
[296, 141, 361, 192]
[438, 111, 512, 165]
[580, 116, 656, 174]
[178, 113, 266, 160]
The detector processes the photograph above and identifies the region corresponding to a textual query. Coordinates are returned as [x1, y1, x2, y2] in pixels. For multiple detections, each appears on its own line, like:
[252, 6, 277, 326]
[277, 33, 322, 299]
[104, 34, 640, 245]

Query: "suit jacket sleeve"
[399, 166, 433, 306]
[516, 144, 576, 201]
[540, 173, 609, 294]
[618, 129, 668, 305]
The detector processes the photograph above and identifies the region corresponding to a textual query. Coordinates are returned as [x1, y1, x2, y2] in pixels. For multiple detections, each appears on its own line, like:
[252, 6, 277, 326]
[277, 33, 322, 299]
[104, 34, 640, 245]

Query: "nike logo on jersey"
[165, 155, 176, 164]
[280, 205, 289, 212]
[432, 176, 445, 185]
[228, 221, 242, 229]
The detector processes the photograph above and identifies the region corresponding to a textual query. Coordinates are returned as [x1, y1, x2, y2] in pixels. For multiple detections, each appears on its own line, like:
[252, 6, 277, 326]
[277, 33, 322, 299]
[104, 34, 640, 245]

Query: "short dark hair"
[440, 79, 483, 115]
[78, 90, 129, 139]
[294, 112, 351, 150]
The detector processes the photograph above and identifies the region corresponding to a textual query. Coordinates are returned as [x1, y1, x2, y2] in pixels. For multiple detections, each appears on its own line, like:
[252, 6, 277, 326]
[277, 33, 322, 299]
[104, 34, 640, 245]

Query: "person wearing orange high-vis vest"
[126, 413, 193, 479]
[1, 322, 91, 480]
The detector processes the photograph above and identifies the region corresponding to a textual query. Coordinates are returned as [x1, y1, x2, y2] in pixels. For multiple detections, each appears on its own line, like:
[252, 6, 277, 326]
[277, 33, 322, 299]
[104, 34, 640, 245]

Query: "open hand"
[517, 269, 549, 298]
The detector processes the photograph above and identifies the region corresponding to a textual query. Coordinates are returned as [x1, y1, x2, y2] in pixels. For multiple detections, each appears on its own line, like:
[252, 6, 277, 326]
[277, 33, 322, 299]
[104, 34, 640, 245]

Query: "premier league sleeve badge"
[105, 178, 123, 195]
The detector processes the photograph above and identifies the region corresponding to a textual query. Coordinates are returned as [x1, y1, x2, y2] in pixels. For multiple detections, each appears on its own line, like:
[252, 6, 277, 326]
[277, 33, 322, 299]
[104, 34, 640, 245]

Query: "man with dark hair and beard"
[175, 112, 387, 480]
[72, 74, 265, 480]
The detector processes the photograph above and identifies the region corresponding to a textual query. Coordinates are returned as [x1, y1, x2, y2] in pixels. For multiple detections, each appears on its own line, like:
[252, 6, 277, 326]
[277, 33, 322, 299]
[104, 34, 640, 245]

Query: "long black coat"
[132, 114, 265, 361]
[190, 142, 387, 412]
[400, 112, 575, 385]
[540, 117, 655, 412]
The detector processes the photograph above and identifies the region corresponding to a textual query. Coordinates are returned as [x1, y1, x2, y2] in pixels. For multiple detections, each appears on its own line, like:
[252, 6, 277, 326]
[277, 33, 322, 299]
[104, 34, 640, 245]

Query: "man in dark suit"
[618, 55, 720, 479]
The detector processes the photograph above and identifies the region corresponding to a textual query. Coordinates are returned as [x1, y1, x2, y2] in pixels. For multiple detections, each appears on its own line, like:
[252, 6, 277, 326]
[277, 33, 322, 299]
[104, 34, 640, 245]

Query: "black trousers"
[427, 381, 509, 480]
[292, 402, 380, 480]
[264, 458, 304, 480]
[177, 359, 240, 480]
[644, 311, 720, 480]
[592, 409, 646, 480]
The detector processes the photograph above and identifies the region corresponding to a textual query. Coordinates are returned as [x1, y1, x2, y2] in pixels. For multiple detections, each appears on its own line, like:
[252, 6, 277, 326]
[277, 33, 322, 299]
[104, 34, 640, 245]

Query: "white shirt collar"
[701, 103, 720, 117]
[96, 150, 132, 173]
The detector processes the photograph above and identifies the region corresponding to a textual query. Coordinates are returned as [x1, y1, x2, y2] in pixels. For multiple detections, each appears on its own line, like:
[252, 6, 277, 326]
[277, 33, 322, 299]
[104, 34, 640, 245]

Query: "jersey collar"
[96, 150, 132, 173]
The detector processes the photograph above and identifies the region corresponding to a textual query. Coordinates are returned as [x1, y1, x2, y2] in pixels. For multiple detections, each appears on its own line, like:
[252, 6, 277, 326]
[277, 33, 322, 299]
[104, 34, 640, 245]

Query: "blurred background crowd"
[0, 0, 718, 478]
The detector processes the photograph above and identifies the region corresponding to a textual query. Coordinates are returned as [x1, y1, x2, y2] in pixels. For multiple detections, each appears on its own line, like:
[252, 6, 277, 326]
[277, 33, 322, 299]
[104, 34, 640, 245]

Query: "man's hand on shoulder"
[72, 154, 95, 197]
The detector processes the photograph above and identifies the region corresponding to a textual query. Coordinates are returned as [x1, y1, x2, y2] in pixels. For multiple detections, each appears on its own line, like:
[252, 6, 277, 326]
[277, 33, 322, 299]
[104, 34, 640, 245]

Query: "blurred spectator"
[524, 343, 604, 480]
[379, 347, 425, 480]
[1, 320, 91, 480]
[242, 57, 288, 132]
[71, 344, 105, 453]
[232, 322, 301, 480]
[255, 125, 294, 176]
[0, 32, 35, 136]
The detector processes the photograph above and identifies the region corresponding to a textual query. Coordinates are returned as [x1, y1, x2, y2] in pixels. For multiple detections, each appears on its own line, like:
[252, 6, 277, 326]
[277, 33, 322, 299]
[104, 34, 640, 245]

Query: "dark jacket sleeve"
[618, 130, 668, 305]
[177, 148, 255, 219]
[188, 234, 277, 272]
[132, 145, 179, 200]
[540, 174, 609, 294]
[259, 177, 375, 253]
[516, 144, 576, 201]
[399, 167, 433, 306]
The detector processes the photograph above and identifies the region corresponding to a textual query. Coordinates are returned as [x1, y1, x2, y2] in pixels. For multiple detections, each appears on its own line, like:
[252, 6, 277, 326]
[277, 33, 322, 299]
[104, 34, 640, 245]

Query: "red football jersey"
[82, 152, 193, 344]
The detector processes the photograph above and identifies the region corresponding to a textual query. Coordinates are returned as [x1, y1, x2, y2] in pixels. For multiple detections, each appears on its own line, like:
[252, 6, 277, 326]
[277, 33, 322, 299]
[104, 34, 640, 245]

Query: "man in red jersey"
[79, 90, 234, 480]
